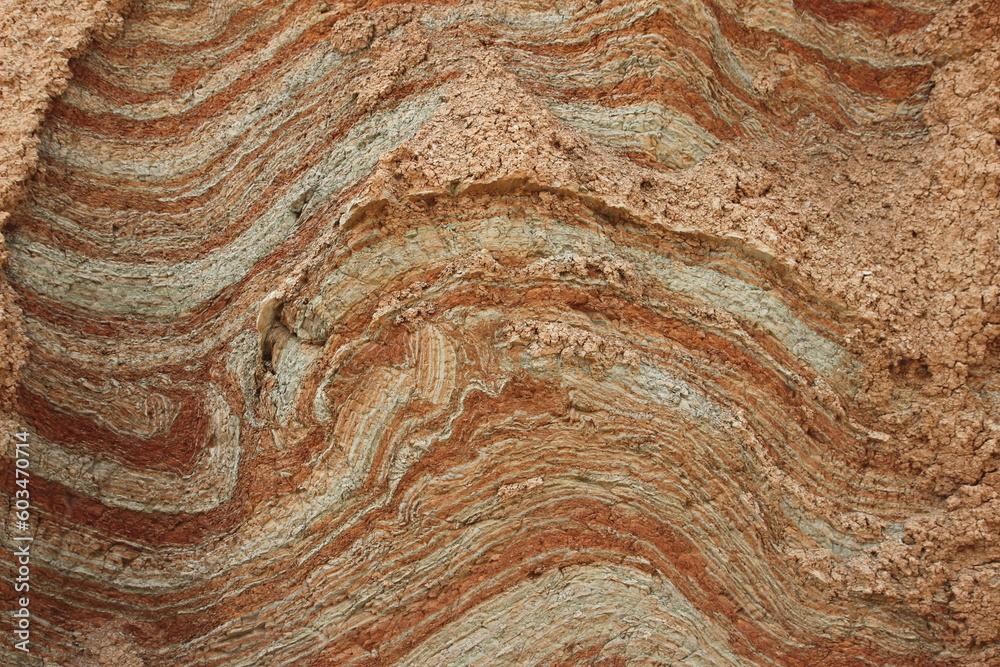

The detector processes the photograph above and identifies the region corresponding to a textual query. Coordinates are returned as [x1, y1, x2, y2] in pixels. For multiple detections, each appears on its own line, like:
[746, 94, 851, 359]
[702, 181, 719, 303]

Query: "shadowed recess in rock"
[2, 0, 999, 665]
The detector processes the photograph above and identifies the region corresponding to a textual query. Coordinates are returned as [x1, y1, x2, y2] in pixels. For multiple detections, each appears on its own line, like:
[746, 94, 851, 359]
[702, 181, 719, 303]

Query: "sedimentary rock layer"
[1, 0, 999, 665]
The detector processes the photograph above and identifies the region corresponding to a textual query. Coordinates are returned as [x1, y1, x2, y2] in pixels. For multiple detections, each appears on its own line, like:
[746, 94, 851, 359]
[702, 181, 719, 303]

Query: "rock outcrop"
[1, 0, 999, 665]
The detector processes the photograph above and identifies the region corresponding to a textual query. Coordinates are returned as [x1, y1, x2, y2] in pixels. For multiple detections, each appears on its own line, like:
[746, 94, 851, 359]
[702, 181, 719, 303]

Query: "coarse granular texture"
[0, 0, 129, 416]
[0, 0, 998, 665]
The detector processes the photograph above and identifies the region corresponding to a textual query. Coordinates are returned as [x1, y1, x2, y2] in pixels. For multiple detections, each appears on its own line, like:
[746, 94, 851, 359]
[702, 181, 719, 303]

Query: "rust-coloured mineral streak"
[1, 0, 999, 665]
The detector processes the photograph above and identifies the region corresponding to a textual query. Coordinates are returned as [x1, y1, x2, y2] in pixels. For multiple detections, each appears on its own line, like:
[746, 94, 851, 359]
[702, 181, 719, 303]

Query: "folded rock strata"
[1, 0, 999, 665]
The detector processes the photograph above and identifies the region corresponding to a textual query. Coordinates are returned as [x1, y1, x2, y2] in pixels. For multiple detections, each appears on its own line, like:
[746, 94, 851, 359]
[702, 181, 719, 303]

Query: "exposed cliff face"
[1, 0, 999, 665]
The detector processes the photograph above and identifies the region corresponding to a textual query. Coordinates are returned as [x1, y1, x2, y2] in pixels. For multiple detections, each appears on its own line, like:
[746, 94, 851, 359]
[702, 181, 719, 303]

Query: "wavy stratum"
[2, 0, 999, 665]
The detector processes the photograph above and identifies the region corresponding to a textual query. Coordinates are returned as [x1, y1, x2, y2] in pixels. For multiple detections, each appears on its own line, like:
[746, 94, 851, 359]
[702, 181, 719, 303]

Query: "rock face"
[1, 0, 999, 665]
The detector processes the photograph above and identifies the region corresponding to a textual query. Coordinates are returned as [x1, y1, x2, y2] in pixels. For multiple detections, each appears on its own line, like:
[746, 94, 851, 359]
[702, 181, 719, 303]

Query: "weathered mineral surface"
[1, 0, 999, 664]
